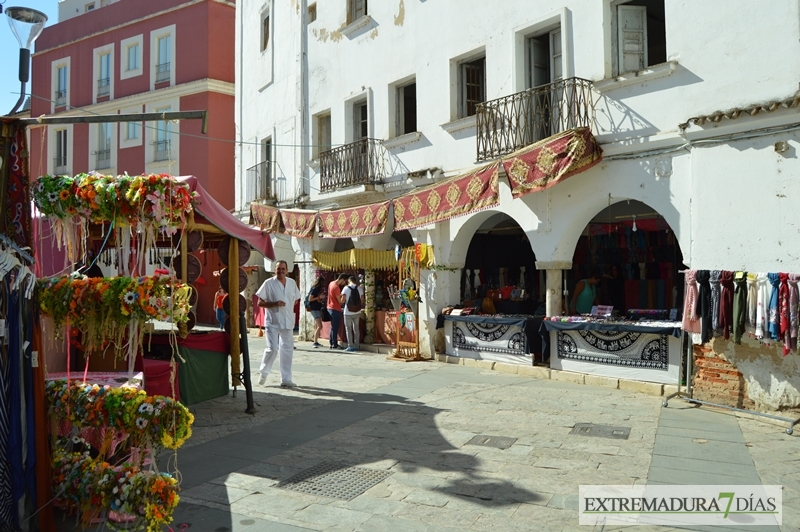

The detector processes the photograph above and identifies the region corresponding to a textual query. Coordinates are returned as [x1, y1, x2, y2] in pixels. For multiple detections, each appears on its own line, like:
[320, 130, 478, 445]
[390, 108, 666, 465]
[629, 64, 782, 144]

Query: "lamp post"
[5, 6, 47, 115]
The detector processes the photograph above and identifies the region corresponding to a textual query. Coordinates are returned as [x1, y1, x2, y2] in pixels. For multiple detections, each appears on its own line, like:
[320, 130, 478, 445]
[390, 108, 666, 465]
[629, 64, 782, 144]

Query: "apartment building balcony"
[154, 139, 171, 161]
[97, 77, 110, 97]
[476, 77, 594, 162]
[53, 157, 67, 175]
[155, 62, 170, 84]
[319, 138, 385, 193]
[95, 149, 111, 169]
[244, 161, 275, 204]
[54, 89, 67, 108]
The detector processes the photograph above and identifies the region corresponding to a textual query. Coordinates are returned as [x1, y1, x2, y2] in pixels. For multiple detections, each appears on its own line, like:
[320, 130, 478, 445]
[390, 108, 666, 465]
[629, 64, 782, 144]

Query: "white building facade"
[237, 0, 800, 411]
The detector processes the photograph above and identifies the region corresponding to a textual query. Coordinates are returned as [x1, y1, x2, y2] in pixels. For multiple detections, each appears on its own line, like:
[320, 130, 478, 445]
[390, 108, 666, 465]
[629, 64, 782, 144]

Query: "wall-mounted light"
[632, 215, 638, 232]
[5, 6, 48, 115]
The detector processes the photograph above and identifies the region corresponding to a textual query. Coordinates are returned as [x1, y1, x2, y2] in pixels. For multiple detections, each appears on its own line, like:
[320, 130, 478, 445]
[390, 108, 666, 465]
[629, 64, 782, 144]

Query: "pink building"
[29, 0, 236, 210]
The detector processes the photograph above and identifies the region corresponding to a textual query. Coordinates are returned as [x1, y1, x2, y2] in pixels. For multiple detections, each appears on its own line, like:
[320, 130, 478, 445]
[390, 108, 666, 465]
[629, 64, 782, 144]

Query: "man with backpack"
[340, 276, 364, 352]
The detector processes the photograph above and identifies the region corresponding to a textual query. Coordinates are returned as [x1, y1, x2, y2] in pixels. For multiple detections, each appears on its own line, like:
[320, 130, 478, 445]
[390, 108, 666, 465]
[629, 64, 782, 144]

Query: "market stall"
[444, 314, 545, 365]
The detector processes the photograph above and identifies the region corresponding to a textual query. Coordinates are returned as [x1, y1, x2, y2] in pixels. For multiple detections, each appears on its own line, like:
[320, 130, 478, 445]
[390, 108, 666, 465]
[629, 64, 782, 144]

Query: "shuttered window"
[617, 4, 647, 74]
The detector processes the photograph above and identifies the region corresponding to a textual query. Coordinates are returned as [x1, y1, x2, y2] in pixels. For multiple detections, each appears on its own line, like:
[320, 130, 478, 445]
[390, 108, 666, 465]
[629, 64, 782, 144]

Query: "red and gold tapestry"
[249, 203, 281, 233]
[393, 162, 500, 231]
[280, 208, 317, 238]
[501, 127, 602, 199]
[319, 201, 390, 238]
[3, 125, 31, 248]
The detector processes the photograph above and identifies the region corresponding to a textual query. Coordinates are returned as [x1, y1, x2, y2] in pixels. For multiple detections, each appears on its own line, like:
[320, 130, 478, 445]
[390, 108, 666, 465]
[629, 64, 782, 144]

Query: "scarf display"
[718, 270, 734, 340]
[746, 273, 758, 329]
[768, 272, 781, 340]
[788, 274, 800, 354]
[779, 273, 790, 355]
[732, 272, 748, 344]
[756, 273, 770, 340]
[681, 270, 700, 334]
[696, 270, 713, 343]
[710, 270, 722, 332]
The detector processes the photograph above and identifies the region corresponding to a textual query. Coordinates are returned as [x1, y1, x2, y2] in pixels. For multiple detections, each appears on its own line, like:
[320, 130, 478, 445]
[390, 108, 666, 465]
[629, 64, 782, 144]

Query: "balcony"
[97, 77, 110, 97]
[155, 62, 170, 83]
[319, 137, 384, 193]
[244, 161, 275, 204]
[95, 149, 111, 169]
[154, 139, 171, 161]
[54, 89, 66, 107]
[53, 157, 67, 175]
[476, 77, 594, 162]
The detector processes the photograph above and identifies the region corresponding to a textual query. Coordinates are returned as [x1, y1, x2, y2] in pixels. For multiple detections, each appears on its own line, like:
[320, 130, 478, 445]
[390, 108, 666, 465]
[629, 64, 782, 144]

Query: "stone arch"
[446, 207, 541, 268]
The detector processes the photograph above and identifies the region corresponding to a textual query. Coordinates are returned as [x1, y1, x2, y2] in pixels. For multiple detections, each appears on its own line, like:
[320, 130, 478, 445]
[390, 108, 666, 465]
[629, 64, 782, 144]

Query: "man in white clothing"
[340, 276, 364, 352]
[255, 260, 301, 387]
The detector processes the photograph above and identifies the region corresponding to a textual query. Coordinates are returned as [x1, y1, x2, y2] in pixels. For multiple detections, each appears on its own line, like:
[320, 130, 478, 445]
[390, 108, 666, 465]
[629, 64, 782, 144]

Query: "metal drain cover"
[275, 462, 392, 500]
[465, 435, 517, 449]
[570, 423, 630, 440]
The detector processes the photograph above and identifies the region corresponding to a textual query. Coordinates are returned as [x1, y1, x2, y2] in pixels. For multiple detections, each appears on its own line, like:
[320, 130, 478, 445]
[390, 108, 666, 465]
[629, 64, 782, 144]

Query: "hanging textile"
[710, 270, 722, 333]
[3, 127, 31, 248]
[681, 270, 700, 334]
[718, 270, 734, 340]
[393, 163, 500, 230]
[280, 208, 317, 238]
[788, 274, 800, 354]
[696, 270, 713, 342]
[501, 127, 603, 199]
[768, 272, 781, 340]
[249, 203, 281, 233]
[756, 273, 770, 340]
[746, 273, 758, 329]
[779, 273, 791, 355]
[319, 201, 390, 238]
[732, 271, 748, 344]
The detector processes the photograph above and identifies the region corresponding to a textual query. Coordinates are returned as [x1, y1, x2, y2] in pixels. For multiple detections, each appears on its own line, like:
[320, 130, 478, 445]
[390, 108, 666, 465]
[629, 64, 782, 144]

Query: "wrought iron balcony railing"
[53, 157, 67, 175]
[155, 62, 170, 83]
[54, 89, 67, 107]
[476, 77, 594, 161]
[244, 161, 275, 204]
[95, 149, 111, 169]
[154, 139, 171, 161]
[319, 137, 384, 193]
[97, 78, 110, 97]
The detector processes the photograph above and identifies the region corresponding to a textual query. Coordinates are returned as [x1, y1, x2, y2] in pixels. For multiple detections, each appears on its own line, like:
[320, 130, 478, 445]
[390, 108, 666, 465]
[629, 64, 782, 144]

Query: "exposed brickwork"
[692, 345, 755, 409]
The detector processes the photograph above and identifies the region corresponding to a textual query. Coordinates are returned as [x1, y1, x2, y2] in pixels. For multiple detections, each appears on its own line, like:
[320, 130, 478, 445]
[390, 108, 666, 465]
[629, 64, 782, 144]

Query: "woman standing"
[570, 270, 601, 315]
[214, 288, 227, 329]
[307, 276, 326, 348]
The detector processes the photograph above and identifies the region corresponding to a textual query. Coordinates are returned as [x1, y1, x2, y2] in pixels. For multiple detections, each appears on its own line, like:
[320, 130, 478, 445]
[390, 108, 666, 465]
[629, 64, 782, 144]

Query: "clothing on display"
[718, 270, 734, 341]
[768, 272, 781, 340]
[696, 270, 713, 343]
[681, 270, 700, 334]
[710, 270, 722, 333]
[732, 272, 747, 344]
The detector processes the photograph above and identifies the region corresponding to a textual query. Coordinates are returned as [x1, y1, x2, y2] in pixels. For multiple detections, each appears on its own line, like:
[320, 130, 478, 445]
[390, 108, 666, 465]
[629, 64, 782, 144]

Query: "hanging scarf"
[732, 272, 748, 344]
[681, 270, 700, 334]
[756, 273, 769, 340]
[788, 274, 800, 354]
[746, 273, 758, 329]
[779, 272, 790, 354]
[768, 272, 781, 340]
[718, 270, 734, 340]
[710, 270, 722, 332]
[696, 270, 713, 343]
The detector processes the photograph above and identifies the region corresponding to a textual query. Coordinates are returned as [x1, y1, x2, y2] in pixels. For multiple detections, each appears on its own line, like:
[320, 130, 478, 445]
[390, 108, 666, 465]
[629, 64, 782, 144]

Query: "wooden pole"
[228, 238, 242, 387]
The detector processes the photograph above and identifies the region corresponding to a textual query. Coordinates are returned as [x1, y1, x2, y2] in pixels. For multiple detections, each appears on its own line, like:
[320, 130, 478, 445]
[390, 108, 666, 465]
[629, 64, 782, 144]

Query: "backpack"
[304, 290, 312, 311]
[346, 286, 362, 312]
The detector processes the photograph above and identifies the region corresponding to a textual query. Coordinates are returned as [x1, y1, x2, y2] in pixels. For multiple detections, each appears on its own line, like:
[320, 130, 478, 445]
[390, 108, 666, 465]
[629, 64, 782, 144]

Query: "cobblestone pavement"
[57, 334, 800, 531]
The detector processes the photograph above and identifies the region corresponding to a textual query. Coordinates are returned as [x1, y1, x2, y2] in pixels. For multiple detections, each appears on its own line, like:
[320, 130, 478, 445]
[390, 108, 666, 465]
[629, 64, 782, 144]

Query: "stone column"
[536, 261, 572, 317]
[363, 270, 376, 343]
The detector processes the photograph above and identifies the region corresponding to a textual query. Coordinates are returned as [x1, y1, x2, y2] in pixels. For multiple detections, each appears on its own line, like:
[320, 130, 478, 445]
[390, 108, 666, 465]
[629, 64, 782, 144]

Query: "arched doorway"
[462, 213, 541, 315]
[567, 200, 685, 317]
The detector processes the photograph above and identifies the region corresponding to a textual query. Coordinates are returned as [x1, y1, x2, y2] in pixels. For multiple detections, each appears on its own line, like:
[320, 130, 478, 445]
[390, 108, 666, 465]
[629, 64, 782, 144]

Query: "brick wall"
[692, 344, 755, 409]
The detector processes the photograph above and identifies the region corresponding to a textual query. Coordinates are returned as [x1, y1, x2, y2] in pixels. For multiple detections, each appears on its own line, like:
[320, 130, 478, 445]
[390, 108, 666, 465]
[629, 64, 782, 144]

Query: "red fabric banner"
[319, 201, 390, 238]
[4, 126, 31, 247]
[501, 127, 602, 199]
[280, 208, 317, 238]
[393, 163, 500, 231]
[249, 203, 281, 233]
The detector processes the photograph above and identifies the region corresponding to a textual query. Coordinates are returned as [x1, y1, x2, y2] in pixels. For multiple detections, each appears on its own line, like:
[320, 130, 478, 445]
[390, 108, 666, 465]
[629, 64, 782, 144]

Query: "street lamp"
[5, 6, 48, 115]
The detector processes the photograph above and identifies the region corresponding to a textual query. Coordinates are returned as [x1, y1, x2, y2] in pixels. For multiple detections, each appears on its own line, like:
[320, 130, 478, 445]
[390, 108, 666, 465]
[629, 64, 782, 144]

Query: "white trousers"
[344, 314, 360, 349]
[260, 326, 294, 383]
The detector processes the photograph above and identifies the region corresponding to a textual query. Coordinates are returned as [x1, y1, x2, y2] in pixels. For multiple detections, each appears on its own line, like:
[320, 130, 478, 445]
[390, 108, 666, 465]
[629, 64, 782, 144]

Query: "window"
[154, 107, 171, 161]
[614, 0, 666, 75]
[459, 56, 485, 118]
[397, 82, 417, 135]
[261, 14, 270, 51]
[316, 113, 331, 158]
[353, 101, 368, 140]
[347, 0, 367, 24]
[96, 123, 111, 169]
[527, 27, 562, 89]
[260, 138, 272, 199]
[85, 3, 95, 11]
[126, 44, 139, 71]
[308, 3, 317, 23]
[156, 35, 171, 82]
[98, 53, 111, 97]
[54, 129, 68, 172]
[56, 66, 68, 106]
[126, 122, 139, 141]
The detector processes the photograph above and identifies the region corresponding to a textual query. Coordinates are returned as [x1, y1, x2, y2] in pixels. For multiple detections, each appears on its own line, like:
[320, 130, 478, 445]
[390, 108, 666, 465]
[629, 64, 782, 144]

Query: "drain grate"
[275, 462, 392, 500]
[570, 423, 631, 440]
[465, 435, 517, 449]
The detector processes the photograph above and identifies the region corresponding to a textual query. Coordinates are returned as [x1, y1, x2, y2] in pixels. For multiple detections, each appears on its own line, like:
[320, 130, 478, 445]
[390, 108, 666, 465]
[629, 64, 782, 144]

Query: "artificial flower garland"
[46, 380, 194, 451]
[52, 448, 180, 532]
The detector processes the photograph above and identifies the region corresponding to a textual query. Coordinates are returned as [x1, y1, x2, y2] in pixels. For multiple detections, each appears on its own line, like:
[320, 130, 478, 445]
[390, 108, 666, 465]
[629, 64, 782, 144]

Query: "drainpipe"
[237, 1, 245, 212]
[299, 0, 309, 198]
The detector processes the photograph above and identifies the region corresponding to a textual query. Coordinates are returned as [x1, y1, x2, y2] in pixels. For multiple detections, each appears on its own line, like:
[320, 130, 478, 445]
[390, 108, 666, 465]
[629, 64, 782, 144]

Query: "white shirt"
[341, 284, 364, 316]
[256, 276, 301, 329]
